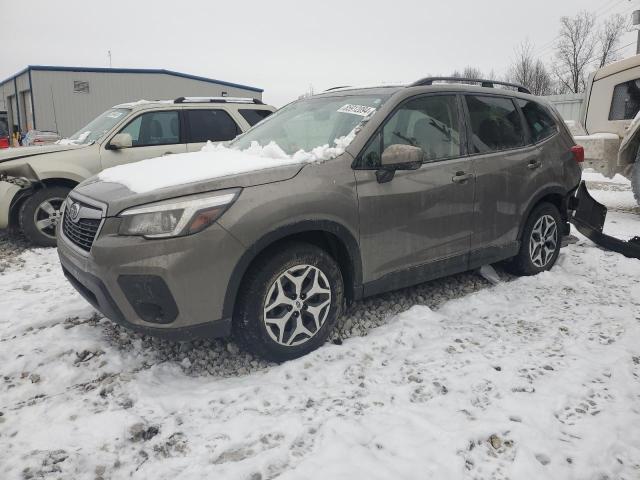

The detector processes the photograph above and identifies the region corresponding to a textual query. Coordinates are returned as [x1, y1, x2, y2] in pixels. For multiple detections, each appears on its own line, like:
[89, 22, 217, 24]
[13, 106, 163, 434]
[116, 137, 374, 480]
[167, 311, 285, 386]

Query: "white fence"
[544, 93, 585, 122]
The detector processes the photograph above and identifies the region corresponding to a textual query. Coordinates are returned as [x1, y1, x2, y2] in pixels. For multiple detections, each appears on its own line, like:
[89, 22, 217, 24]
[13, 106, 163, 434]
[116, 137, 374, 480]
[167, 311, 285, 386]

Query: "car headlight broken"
[118, 189, 240, 239]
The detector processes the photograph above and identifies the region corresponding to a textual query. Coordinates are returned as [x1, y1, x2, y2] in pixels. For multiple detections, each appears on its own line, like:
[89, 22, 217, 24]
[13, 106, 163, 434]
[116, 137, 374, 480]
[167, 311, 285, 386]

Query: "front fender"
[0, 181, 21, 229]
[619, 115, 640, 166]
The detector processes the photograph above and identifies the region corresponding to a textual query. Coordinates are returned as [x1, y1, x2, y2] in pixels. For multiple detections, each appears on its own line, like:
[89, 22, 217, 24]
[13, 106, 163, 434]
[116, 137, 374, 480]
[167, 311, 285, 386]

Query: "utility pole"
[633, 0, 640, 54]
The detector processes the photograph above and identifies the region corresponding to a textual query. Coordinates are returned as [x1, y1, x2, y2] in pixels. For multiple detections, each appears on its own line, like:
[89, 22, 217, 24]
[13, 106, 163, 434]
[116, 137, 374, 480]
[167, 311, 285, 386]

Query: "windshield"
[230, 94, 390, 155]
[61, 108, 130, 145]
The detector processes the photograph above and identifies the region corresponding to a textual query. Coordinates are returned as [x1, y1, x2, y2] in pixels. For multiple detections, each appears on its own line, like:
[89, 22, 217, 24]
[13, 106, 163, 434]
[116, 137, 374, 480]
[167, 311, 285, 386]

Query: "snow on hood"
[98, 131, 356, 193]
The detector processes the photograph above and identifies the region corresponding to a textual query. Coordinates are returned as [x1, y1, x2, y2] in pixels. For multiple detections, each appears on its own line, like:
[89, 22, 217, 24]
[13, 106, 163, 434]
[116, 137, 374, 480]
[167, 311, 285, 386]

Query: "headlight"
[118, 189, 240, 238]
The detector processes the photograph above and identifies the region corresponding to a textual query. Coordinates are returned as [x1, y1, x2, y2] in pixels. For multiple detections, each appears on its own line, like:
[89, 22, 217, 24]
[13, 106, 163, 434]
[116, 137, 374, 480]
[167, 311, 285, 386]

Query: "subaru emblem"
[69, 202, 80, 221]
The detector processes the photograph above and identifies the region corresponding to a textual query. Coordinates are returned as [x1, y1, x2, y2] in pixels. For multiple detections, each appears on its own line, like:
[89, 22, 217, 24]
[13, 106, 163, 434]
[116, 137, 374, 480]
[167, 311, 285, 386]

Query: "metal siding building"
[0, 66, 264, 137]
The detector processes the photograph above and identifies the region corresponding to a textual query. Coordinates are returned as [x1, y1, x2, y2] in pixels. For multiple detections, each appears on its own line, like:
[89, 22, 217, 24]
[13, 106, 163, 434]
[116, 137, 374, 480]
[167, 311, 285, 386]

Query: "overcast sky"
[2, 0, 639, 106]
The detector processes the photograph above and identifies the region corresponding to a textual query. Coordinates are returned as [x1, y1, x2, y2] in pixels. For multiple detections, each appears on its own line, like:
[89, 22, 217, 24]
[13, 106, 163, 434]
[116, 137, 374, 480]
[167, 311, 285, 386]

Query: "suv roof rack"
[409, 77, 531, 94]
[174, 96, 264, 104]
[324, 86, 352, 92]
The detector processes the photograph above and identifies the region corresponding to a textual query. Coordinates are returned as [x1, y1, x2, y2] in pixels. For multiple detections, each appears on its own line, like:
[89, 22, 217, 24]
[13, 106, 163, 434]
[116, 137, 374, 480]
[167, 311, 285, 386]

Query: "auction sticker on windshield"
[337, 104, 377, 116]
[106, 112, 124, 119]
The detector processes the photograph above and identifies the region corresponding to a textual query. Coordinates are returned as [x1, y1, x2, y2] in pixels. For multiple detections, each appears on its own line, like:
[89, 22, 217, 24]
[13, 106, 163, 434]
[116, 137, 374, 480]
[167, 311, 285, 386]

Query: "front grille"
[62, 206, 101, 252]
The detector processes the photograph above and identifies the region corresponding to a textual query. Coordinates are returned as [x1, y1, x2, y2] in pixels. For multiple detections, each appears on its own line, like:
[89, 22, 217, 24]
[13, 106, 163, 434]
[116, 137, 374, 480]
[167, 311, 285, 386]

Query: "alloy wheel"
[263, 264, 332, 346]
[529, 214, 558, 268]
[33, 197, 65, 239]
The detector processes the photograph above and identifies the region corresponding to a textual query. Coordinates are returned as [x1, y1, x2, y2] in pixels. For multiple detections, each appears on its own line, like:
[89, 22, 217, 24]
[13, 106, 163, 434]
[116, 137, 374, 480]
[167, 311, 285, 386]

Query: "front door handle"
[451, 171, 474, 183]
[163, 151, 175, 156]
[527, 159, 542, 170]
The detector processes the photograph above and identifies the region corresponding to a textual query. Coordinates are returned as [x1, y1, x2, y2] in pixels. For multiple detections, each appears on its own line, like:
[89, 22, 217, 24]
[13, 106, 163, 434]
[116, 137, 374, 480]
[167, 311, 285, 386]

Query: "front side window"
[186, 109, 240, 143]
[609, 79, 640, 120]
[239, 109, 273, 126]
[119, 111, 180, 147]
[64, 108, 131, 145]
[465, 95, 524, 153]
[517, 99, 557, 143]
[361, 95, 461, 168]
[231, 94, 390, 155]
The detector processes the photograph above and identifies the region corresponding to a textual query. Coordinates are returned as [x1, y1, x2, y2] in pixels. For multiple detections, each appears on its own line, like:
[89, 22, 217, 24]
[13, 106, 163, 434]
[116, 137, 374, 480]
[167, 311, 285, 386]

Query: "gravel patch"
[99, 268, 500, 377]
[0, 230, 29, 274]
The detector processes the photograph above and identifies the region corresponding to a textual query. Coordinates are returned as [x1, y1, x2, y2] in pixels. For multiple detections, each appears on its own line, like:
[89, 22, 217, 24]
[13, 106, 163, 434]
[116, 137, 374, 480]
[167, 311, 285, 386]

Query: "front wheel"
[507, 202, 562, 276]
[19, 186, 71, 247]
[233, 242, 344, 362]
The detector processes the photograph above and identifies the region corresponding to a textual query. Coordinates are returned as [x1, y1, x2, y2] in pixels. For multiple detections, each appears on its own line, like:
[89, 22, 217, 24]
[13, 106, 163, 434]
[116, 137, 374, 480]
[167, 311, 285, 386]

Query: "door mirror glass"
[109, 133, 132, 150]
[381, 144, 423, 169]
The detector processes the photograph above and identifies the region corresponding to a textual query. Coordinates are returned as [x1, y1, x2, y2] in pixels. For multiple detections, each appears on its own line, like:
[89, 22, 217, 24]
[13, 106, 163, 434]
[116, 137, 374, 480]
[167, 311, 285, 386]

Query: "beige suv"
[0, 97, 274, 246]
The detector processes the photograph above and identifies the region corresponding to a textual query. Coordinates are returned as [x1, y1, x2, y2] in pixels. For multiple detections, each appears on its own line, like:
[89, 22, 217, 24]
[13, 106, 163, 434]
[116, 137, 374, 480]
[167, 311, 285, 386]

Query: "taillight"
[571, 145, 584, 163]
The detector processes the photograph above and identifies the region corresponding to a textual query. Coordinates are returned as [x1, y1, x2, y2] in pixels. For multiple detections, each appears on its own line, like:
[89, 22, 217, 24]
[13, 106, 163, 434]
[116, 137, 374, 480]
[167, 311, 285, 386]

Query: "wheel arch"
[517, 185, 569, 241]
[9, 178, 78, 228]
[222, 220, 363, 320]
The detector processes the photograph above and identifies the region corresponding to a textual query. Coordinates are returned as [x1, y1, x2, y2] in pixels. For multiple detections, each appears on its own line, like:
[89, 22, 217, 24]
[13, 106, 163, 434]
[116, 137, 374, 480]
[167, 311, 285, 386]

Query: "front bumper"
[570, 181, 640, 259]
[57, 214, 247, 341]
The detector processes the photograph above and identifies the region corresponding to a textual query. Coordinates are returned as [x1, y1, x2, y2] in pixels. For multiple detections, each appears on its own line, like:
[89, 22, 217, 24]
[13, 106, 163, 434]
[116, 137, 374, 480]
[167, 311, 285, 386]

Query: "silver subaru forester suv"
[57, 78, 583, 361]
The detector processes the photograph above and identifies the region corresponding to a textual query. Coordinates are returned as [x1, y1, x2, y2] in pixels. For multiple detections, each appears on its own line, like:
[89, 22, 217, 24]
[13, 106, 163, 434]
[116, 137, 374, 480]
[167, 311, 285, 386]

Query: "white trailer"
[546, 55, 640, 204]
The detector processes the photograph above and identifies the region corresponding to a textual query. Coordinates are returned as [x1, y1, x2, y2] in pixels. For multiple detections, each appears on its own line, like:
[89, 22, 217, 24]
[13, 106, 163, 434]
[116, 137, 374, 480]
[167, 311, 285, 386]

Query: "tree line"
[453, 10, 630, 96]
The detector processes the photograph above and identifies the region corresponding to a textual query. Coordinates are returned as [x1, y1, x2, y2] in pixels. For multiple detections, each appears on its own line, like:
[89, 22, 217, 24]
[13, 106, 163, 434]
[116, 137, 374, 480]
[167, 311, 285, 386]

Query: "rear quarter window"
[517, 99, 558, 143]
[239, 109, 273, 126]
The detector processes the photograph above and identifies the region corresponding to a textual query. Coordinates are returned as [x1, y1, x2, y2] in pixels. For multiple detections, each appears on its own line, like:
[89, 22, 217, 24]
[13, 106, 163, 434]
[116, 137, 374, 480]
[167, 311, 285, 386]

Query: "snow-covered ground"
[0, 174, 639, 480]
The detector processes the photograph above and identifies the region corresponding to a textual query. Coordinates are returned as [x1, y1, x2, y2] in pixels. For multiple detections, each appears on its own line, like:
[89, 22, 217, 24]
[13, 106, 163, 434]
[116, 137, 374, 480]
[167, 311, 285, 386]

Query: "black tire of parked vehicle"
[506, 202, 562, 276]
[233, 241, 344, 362]
[632, 162, 640, 205]
[19, 186, 71, 247]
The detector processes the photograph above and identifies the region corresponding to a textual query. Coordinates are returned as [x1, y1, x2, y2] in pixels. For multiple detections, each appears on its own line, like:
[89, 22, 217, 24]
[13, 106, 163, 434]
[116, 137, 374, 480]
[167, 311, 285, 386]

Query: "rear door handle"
[527, 159, 541, 170]
[451, 171, 474, 183]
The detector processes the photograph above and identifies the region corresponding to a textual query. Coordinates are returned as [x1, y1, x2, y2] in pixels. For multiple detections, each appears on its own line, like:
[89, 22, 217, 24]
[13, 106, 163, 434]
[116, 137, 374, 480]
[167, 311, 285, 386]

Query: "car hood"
[73, 163, 305, 217]
[0, 143, 88, 164]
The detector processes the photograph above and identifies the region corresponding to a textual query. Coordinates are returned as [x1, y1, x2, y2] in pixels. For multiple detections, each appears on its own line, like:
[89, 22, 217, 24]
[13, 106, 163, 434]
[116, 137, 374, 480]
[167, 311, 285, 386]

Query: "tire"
[19, 186, 71, 247]
[233, 241, 344, 362]
[632, 162, 640, 205]
[506, 202, 562, 276]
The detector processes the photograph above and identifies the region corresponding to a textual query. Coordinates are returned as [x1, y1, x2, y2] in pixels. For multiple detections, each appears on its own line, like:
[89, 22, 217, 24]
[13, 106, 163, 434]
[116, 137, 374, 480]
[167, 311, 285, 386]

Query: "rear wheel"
[507, 202, 561, 276]
[233, 242, 344, 362]
[19, 186, 71, 247]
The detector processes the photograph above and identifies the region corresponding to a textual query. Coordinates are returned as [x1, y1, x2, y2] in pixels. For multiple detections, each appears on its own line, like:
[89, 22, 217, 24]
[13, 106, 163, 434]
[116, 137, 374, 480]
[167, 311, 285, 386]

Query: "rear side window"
[465, 95, 524, 153]
[186, 109, 240, 143]
[517, 99, 558, 142]
[609, 79, 640, 120]
[239, 109, 273, 126]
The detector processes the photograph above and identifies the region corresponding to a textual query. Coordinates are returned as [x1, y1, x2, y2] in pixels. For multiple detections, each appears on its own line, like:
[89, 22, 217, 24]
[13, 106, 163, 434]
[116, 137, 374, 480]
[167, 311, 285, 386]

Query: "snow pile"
[0, 175, 639, 479]
[98, 132, 356, 194]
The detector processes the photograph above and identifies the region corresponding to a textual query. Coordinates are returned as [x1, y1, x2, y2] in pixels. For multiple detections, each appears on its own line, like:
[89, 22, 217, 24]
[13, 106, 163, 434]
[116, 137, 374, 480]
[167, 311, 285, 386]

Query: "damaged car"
[0, 97, 274, 246]
[58, 78, 594, 361]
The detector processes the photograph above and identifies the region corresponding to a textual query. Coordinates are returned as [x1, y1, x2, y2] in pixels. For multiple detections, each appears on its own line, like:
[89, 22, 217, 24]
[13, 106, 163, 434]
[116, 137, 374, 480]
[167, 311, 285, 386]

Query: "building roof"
[0, 65, 263, 93]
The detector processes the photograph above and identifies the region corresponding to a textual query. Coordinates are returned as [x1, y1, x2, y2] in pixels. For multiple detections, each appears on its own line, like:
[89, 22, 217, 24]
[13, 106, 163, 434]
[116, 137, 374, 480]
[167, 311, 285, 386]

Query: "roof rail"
[174, 96, 264, 104]
[324, 85, 352, 92]
[409, 77, 531, 94]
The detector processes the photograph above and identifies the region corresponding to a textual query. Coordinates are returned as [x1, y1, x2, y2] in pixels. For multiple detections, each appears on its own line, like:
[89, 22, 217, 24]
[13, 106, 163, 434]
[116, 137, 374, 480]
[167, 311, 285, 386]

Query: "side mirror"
[108, 133, 132, 150]
[381, 144, 423, 169]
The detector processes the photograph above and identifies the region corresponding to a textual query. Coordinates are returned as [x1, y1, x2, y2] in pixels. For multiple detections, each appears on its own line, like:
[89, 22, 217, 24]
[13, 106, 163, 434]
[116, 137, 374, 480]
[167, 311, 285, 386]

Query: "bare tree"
[462, 66, 483, 79]
[508, 40, 554, 95]
[597, 13, 628, 67]
[554, 11, 597, 93]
